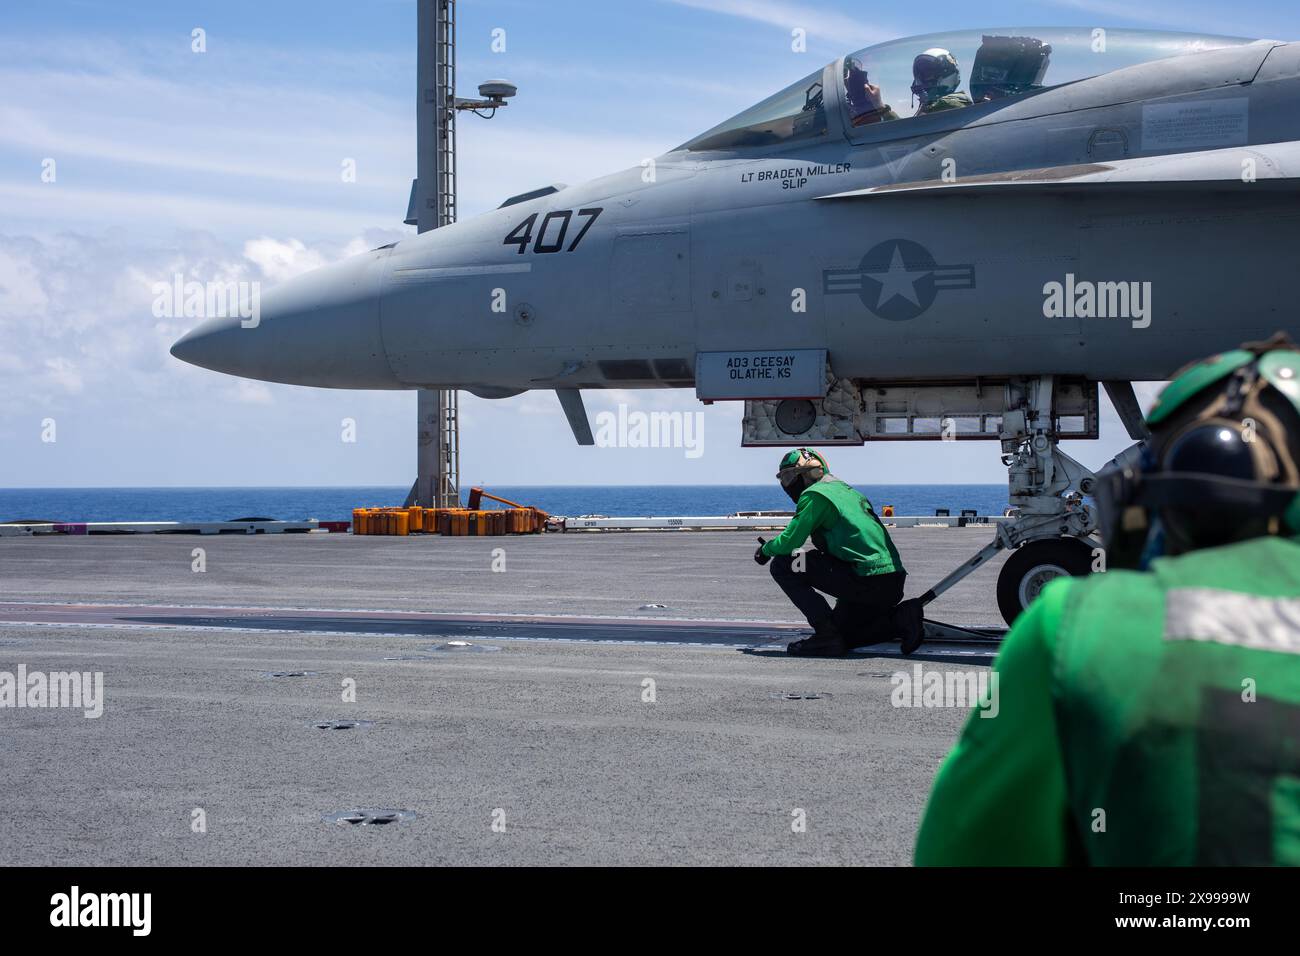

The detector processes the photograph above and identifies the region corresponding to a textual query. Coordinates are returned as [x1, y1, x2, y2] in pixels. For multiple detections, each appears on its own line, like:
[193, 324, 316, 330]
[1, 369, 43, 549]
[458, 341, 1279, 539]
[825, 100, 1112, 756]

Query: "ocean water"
[0, 485, 1009, 524]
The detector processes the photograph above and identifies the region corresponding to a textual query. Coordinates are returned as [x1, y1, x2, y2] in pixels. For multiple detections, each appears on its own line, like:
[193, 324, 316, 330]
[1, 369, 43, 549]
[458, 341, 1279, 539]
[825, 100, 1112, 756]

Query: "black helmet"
[911, 48, 960, 105]
[1095, 333, 1300, 568]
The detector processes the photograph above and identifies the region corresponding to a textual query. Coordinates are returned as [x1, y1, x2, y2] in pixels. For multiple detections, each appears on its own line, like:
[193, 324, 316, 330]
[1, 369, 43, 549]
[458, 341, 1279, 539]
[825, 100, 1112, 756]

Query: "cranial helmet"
[1095, 333, 1300, 568]
[911, 48, 961, 104]
[777, 448, 828, 503]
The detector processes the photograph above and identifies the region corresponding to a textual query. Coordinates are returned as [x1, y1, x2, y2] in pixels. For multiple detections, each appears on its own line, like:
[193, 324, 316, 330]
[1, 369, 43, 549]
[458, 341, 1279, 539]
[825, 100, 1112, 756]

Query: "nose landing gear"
[995, 535, 1096, 625]
[911, 375, 1111, 628]
[743, 371, 1137, 635]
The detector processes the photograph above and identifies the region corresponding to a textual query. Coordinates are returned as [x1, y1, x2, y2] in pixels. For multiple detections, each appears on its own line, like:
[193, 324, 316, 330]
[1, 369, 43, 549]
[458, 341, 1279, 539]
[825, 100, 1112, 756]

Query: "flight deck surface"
[0, 529, 1007, 865]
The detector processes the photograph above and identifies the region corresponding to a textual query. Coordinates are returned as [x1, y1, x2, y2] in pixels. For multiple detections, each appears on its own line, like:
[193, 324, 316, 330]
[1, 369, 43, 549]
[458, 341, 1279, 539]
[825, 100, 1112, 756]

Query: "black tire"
[996, 537, 1095, 626]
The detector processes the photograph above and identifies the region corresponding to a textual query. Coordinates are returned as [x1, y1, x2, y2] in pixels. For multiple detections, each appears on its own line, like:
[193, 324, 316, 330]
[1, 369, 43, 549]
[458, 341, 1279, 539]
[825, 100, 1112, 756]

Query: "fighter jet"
[171, 26, 1300, 625]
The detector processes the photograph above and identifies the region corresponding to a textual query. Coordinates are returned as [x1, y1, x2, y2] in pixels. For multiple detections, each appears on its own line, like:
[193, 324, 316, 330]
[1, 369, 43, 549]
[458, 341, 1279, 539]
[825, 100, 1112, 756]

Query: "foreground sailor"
[755, 449, 906, 657]
[915, 334, 1300, 865]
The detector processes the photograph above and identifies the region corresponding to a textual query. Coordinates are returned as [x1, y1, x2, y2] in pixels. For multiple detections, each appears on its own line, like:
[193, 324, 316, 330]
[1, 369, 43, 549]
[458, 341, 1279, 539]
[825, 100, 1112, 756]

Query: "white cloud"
[0, 229, 385, 419]
[663, 0, 894, 50]
[0, 182, 393, 241]
[0, 245, 50, 317]
[230, 380, 275, 405]
[41, 356, 84, 395]
[243, 238, 330, 284]
[0, 101, 410, 191]
[1039, 0, 1256, 36]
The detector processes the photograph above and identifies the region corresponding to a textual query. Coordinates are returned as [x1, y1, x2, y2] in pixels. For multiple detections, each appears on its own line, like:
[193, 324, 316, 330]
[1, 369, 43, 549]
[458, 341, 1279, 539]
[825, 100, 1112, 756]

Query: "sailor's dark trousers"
[770, 551, 906, 645]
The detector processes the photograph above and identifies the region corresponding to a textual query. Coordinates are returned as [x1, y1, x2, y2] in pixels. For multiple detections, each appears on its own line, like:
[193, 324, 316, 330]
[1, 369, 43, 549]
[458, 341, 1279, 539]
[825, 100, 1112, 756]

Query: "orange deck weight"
[353, 494, 548, 536]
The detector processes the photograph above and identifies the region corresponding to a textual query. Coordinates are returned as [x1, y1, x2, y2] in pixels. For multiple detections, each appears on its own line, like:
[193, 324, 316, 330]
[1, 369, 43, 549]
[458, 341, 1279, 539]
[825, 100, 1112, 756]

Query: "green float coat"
[761, 478, 905, 577]
[915, 533, 1300, 865]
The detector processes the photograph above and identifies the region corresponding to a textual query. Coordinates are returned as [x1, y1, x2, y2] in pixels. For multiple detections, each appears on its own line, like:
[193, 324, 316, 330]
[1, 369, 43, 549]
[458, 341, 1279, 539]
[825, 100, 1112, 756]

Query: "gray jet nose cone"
[170, 314, 244, 370]
[168, 251, 398, 388]
[169, 331, 192, 363]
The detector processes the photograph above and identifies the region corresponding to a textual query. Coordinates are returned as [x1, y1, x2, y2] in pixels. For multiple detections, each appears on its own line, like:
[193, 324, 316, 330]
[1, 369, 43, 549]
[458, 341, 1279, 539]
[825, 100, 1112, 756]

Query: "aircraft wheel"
[996, 537, 1095, 626]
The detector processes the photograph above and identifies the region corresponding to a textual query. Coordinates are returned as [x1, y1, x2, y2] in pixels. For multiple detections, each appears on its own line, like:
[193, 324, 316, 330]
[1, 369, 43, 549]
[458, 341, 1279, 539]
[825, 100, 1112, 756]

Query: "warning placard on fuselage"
[1141, 99, 1249, 151]
[695, 349, 827, 401]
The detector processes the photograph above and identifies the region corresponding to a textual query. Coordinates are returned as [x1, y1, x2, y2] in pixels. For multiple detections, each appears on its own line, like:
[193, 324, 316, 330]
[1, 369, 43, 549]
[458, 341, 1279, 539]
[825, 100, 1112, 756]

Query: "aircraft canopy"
[680, 27, 1259, 152]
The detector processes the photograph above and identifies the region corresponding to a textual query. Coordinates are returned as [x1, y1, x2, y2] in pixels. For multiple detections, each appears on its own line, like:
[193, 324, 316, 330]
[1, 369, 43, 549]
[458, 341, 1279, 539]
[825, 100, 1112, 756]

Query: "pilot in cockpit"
[911, 48, 973, 116]
[843, 56, 899, 127]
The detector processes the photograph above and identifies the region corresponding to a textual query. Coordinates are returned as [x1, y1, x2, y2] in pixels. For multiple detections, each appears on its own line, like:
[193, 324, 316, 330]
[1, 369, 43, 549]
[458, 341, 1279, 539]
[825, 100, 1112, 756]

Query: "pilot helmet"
[1095, 333, 1300, 568]
[911, 48, 961, 104]
[777, 448, 829, 503]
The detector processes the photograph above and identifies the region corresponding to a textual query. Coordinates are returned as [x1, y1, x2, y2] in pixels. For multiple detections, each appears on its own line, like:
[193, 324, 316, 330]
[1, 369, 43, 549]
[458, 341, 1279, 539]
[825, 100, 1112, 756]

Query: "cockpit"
[678, 27, 1258, 152]
[679, 70, 828, 152]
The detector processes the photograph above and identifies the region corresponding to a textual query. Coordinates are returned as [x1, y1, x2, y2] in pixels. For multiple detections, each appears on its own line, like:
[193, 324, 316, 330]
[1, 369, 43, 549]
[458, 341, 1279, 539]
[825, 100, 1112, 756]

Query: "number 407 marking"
[504, 207, 603, 254]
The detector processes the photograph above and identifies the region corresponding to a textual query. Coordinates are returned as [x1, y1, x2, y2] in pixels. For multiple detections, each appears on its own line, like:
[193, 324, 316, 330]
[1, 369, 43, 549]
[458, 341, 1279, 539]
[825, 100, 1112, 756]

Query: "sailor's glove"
[754, 537, 772, 566]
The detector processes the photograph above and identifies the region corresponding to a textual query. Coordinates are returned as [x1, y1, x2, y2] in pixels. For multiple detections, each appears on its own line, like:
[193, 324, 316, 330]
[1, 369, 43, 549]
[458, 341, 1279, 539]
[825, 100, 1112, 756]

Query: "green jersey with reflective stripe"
[914, 534, 1300, 866]
[761, 477, 904, 576]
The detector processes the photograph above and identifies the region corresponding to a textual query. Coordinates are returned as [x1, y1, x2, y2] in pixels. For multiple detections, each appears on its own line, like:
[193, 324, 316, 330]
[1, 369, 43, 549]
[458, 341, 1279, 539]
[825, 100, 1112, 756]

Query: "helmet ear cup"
[1156, 420, 1274, 551]
[1095, 458, 1150, 570]
[1134, 338, 1300, 551]
[1144, 365, 1300, 552]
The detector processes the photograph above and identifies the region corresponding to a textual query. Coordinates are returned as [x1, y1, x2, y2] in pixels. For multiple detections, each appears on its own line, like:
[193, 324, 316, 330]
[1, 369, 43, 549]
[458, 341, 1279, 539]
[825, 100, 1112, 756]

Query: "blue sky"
[2, 0, 1297, 488]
